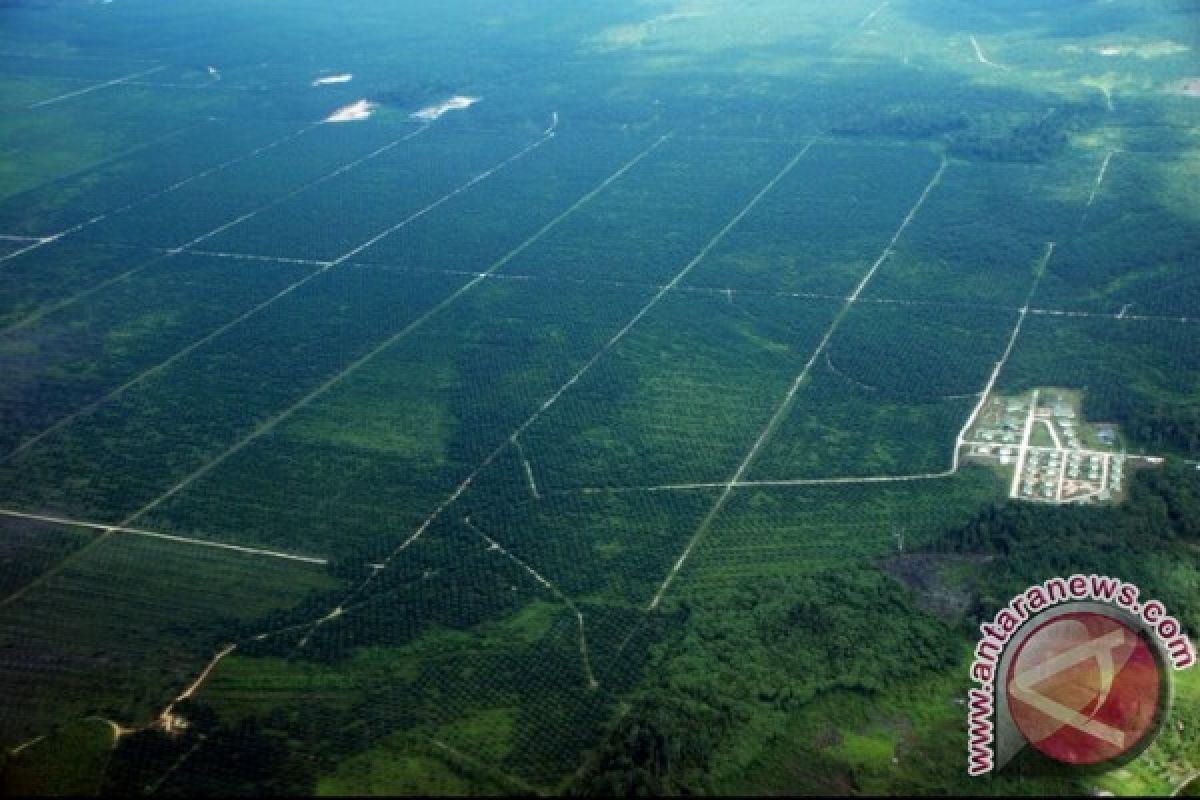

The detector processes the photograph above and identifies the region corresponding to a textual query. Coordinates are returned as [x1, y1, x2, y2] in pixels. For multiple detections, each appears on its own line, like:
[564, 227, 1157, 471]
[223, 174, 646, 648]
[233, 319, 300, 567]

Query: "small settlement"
[962, 388, 1160, 504]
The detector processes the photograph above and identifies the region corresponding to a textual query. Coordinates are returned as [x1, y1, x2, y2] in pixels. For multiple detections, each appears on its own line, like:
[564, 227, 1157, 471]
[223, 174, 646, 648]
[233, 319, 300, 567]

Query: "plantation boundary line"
[288, 134, 679, 638]
[295, 136, 811, 640]
[0, 119, 322, 275]
[1086, 149, 1115, 207]
[122, 81, 281, 93]
[15, 135, 677, 734]
[162, 643, 238, 720]
[465, 517, 597, 689]
[824, 349, 880, 392]
[969, 35, 1008, 71]
[1173, 770, 1200, 797]
[0, 127, 433, 463]
[6, 734, 46, 757]
[0, 238, 53, 263]
[952, 242, 1053, 473]
[0, 118, 212, 220]
[104, 132, 555, 525]
[142, 736, 208, 795]
[0, 132, 555, 608]
[0, 51, 160, 64]
[427, 737, 543, 796]
[512, 435, 541, 500]
[859, 1, 889, 27]
[169, 248, 332, 267]
[142, 248, 1199, 325]
[398, 140, 816, 549]
[0, 506, 327, 564]
[26, 65, 166, 108]
[572, 242, 1052, 500]
[168, 125, 431, 255]
[648, 156, 948, 609]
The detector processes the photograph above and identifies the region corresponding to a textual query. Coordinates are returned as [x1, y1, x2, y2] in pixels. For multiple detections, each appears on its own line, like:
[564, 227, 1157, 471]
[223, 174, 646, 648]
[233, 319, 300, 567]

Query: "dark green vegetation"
[1037, 151, 1200, 315]
[749, 305, 1017, 480]
[999, 315, 1200, 457]
[0, 0, 1198, 796]
[0, 533, 334, 746]
[863, 155, 1095, 306]
[833, 104, 1097, 164]
[577, 463, 1200, 796]
[522, 292, 839, 490]
[682, 141, 945, 297]
[0, 717, 114, 796]
[0, 517, 90, 600]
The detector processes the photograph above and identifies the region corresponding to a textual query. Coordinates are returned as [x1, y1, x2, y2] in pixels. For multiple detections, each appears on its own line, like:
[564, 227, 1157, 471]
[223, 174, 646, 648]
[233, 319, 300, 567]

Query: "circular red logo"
[1006, 611, 1162, 765]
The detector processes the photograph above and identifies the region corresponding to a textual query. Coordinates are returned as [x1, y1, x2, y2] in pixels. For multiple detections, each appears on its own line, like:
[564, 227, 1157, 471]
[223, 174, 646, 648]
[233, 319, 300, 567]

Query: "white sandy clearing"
[324, 98, 376, 122]
[312, 73, 353, 86]
[1095, 40, 1188, 58]
[411, 95, 481, 121]
[1166, 78, 1200, 98]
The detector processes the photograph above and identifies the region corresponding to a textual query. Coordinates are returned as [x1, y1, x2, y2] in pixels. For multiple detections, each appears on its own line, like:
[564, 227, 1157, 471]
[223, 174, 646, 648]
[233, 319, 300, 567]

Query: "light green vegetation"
[1028, 421, 1055, 448]
[1095, 663, 1200, 797]
[681, 469, 1006, 591]
[522, 292, 839, 489]
[315, 735, 514, 796]
[0, 534, 335, 746]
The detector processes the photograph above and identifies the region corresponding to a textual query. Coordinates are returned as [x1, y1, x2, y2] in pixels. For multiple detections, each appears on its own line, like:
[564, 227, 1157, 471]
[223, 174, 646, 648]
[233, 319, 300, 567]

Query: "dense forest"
[575, 462, 1200, 795]
[832, 105, 1098, 163]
